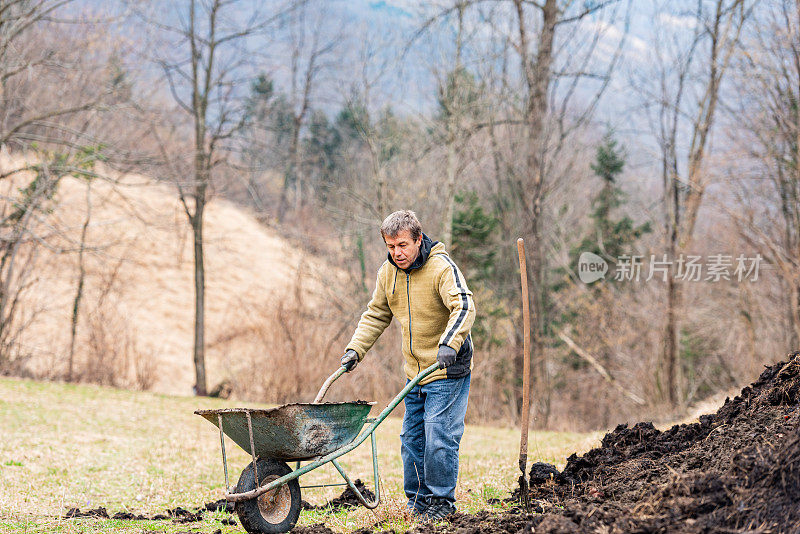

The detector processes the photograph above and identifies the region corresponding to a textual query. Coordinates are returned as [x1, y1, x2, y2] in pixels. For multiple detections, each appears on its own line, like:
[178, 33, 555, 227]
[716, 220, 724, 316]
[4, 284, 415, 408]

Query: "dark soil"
[302, 478, 377, 511]
[204, 498, 235, 514]
[294, 525, 338, 534]
[407, 351, 800, 534]
[63, 499, 235, 524]
[63, 481, 371, 530]
[64, 507, 111, 519]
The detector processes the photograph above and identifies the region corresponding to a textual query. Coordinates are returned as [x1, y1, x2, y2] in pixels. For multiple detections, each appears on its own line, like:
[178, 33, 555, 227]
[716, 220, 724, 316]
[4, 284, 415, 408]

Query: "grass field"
[0, 377, 601, 533]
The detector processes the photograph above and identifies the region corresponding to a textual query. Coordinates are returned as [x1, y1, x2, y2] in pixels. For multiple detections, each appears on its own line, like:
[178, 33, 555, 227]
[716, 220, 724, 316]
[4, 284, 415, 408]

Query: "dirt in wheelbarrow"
[383, 351, 800, 534]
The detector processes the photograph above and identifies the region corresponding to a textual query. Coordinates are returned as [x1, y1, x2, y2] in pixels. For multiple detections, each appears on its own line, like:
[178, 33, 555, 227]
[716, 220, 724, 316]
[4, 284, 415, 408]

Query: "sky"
[78, 0, 679, 119]
[75, 0, 712, 181]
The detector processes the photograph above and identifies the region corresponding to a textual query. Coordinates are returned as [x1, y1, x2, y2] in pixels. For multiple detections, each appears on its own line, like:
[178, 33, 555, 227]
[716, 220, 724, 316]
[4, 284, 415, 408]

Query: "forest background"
[1, 0, 797, 432]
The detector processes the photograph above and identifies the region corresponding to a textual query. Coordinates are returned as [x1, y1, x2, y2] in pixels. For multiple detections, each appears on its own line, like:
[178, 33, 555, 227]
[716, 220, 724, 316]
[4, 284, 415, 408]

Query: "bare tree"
[0, 161, 59, 369]
[729, 0, 800, 352]
[499, 0, 627, 425]
[67, 172, 92, 381]
[0, 1, 100, 148]
[332, 22, 409, 223]
[276, 2, 340, 222]
[641, 0, 752, 405]
[437, 3, 468, 249]
[0, 1, 119, 370]
[141, 0, 297, 395]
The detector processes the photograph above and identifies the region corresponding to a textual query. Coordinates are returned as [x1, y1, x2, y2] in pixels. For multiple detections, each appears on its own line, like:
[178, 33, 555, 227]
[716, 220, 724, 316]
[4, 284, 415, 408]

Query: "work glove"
[437, 345, 457, 368]
[341, 349, 359, 372]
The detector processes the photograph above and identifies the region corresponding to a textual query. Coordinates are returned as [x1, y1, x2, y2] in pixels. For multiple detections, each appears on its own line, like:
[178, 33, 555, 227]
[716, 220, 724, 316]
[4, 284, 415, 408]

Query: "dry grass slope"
[1, 154, 333, 395]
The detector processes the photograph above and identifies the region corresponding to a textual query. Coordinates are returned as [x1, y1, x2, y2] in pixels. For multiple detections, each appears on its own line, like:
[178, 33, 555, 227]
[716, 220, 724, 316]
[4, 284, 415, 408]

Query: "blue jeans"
[400, 374, 470, 510]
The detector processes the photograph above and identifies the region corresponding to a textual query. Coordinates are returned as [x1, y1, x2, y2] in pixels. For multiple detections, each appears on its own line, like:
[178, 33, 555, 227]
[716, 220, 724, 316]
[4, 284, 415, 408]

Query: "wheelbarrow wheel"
[235, 458, 301, 534]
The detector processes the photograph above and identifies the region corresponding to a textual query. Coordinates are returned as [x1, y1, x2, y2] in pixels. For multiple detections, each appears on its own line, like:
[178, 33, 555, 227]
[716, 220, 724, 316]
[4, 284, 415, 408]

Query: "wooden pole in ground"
[517, 238, 531, 511]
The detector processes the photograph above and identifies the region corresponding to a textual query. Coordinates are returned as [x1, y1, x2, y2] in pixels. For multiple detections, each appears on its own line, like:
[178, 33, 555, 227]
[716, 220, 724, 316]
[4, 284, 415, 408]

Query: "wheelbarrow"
[195, 361, 440, 534]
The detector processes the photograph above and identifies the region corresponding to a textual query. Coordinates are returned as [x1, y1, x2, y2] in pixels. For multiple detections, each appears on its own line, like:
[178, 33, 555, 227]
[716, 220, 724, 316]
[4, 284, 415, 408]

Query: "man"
[341, 210, 476, 521]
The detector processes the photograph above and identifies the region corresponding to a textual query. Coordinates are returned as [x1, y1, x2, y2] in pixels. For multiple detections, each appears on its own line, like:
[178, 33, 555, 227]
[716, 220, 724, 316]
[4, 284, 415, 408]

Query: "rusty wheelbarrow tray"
[195, 362, 440, 532]
[195, 401, 376, 461]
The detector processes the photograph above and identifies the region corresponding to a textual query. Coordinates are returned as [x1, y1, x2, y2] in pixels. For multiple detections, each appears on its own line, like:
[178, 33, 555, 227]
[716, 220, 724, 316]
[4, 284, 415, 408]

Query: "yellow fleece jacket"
[346, 237, 475, 385]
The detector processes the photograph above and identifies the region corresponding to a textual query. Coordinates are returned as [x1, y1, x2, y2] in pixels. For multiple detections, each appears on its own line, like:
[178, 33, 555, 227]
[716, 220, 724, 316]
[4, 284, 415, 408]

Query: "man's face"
[384, 230, 422, 270]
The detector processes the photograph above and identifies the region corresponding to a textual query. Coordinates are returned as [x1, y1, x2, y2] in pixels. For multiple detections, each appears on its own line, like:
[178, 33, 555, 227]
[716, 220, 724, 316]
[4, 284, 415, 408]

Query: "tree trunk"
[440, 4, 464, 250]
[663, 145, 680, 404]
[663, 274, 680, 405]
[278, 168, 290, 223]
[192, 201, 207, 396]
[191, 144, 208, 395]
[356, 230, 368, 294]
[0, 169, 55, 364]
[526, 220, 549, 424]
[791, 6, 800, 350]
[441, 132, 457, 249]
[792, 282, 800, 349]
[514, 0, 557, 427]
[739, 287, 757, 366]
[278, 118, 302, 222]
[68, 179, 92, 382]
[189, 0, 209, 396]
[660, 0, 744, 406]
[370, 137, 389, 217]
[293, 118, 303, 213]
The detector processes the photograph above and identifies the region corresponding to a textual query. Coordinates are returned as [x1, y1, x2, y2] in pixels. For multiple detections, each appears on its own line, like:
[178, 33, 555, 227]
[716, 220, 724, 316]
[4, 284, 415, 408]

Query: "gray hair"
[380, 210, 422, 241]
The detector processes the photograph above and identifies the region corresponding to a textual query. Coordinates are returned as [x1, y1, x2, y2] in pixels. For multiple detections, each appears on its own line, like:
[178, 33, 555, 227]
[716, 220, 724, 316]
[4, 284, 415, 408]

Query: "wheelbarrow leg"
[246, 411, 260, 487]
[330, 431, 381, 509]
[217, 414, 231, 492]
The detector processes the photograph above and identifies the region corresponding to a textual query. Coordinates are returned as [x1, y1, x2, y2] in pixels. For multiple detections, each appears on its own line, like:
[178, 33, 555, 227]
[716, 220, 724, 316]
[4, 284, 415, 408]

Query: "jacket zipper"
[406, 272, 413, 358]
[406, 272, 422, 381]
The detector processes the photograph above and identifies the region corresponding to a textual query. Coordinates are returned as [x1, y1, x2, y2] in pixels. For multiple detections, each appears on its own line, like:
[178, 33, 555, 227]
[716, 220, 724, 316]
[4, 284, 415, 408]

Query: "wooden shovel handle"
[517, 238, 531, 474]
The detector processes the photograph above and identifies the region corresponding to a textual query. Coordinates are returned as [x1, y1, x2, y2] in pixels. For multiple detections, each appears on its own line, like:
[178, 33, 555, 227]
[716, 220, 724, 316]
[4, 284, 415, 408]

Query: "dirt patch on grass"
[408, 351, 800, 533]
[294, 525, 338, 534]
[62, 482, 371, 531]
[64, 500, 236, 524]
[302, 479, 376, 512]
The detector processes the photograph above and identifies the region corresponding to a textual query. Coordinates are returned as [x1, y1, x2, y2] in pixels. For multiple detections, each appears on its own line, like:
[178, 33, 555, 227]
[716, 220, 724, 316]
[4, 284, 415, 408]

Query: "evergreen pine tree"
[553, 131, 651, 295]
[581, 132, 650, 268]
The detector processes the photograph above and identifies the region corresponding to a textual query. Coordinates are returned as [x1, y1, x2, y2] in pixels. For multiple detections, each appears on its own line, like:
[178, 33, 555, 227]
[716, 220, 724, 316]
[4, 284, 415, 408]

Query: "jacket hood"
[387, 233, 442, 272]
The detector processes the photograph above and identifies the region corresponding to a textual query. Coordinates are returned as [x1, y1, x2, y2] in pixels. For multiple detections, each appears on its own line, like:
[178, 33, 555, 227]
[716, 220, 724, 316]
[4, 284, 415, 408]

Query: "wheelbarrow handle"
[313, 366, 348, 403]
